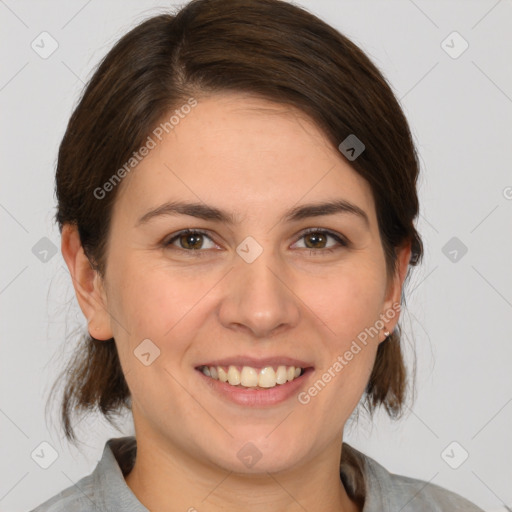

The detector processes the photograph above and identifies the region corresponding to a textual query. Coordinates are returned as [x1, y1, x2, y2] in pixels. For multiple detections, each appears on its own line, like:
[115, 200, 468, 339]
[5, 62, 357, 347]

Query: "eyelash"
[163, 227, 348, 258]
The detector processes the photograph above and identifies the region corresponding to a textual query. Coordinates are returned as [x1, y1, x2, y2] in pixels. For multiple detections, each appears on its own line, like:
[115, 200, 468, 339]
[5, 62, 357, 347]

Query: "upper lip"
[196, 356, 314, 369]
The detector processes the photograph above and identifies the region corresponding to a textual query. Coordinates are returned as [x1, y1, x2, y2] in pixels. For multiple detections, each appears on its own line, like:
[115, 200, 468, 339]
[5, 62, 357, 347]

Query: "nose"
[217, 248, 301, 339]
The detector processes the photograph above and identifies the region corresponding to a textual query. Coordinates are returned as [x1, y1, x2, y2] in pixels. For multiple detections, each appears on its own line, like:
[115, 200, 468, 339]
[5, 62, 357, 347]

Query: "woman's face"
[87, 92, 408, 474]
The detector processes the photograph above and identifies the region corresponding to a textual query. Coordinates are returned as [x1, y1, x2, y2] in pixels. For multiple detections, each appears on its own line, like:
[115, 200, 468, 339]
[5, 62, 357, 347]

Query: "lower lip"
[195, 367, 314, 407]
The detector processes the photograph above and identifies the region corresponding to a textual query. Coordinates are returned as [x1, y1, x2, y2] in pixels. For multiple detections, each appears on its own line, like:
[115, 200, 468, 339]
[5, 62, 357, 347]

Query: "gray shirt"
[29, 436, 485, 511]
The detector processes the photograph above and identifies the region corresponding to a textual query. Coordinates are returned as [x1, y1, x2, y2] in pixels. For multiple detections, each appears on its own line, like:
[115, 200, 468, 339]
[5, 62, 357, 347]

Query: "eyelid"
[164, 227, 349, 254]
[163, 228, 219, 250]
[296, 227, 349, 248]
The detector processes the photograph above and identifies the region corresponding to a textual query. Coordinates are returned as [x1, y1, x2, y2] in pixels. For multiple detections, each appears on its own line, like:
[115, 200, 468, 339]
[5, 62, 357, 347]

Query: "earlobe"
[61, 224, 114, 341]
[380, 242, 412, 341]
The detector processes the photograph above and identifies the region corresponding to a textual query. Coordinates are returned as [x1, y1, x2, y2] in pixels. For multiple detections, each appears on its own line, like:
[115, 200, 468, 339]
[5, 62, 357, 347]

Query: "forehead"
[113, 93, 376, 226]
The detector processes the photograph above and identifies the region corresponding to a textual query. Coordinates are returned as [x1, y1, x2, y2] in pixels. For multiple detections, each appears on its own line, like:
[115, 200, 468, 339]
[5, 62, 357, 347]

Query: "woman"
[30, 0, 484, 510]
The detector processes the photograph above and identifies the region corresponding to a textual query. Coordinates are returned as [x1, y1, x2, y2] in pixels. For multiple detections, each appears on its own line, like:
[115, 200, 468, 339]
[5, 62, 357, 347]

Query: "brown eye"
[303, 231, 328, 249]
[163, 227, 348, 259]
[177, 232, 204, 250]
[165, 229, 216, 254]
[293, 228, 348, 254]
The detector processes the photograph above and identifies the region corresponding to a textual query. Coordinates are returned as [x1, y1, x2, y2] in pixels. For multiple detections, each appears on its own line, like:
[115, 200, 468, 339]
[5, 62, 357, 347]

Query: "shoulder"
[342, 443, 485, 512]
[27, 473, 97, 512]
[371, 469, 486, 511]
[28, 436, 142, 512]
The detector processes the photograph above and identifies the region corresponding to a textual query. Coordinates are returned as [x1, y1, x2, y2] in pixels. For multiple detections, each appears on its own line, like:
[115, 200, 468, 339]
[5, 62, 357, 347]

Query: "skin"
[62, 92, 411, 512]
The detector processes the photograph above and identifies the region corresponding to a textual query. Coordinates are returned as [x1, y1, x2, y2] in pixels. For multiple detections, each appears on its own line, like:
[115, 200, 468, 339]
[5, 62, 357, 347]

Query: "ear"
[380, 241, 412, 341]
[61, 224, 114, 341]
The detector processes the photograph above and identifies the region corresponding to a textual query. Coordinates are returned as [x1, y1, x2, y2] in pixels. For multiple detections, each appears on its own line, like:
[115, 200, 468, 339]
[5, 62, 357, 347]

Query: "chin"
[200, 433, 309, 475]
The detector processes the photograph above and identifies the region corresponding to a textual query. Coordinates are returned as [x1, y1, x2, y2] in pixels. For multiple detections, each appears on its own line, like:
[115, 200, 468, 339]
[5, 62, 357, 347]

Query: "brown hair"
[48, 0, 423, 481]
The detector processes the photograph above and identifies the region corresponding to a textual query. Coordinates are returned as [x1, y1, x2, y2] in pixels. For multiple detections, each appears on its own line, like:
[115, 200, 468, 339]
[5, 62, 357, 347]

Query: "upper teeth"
[200, 365, 303, 388]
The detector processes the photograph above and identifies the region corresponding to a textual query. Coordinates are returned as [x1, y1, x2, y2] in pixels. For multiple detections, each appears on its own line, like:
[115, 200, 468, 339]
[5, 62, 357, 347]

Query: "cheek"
[119, 254, 190, 312]
[312, 261, 387, 405]
[306, 271, 384, 416]
[308, 261, 387, 345]
[107, 256, 207, 356]
[109, 245, 387, 354]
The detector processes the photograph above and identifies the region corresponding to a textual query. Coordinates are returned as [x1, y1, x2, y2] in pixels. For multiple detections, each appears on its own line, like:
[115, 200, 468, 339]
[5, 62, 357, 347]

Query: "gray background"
[1, 0, 511, 510]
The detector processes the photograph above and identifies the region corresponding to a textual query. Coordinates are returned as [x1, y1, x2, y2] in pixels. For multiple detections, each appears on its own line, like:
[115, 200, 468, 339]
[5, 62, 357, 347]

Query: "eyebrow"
[136, 199, 369, 228]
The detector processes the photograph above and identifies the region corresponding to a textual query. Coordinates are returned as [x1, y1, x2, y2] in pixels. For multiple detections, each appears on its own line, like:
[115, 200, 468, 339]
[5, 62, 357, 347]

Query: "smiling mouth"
[196, 364, 309, 389]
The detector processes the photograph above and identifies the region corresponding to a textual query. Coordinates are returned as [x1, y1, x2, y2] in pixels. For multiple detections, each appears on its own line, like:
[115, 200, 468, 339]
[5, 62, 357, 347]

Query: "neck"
[124, 432, 361, 512]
